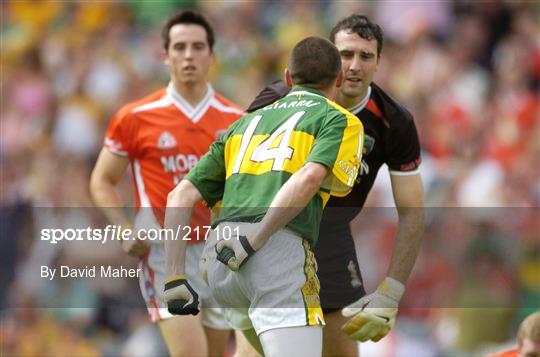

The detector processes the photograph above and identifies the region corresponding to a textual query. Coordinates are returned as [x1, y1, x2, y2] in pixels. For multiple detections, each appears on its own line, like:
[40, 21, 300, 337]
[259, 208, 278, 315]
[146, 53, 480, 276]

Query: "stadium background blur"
[1, 1, 538, 356]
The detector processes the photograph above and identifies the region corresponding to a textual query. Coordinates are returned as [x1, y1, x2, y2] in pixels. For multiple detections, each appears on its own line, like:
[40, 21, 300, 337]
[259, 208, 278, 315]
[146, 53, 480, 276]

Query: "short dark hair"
[329, 15, 384, 57]
[289, 36, 341, 89]
[161, 10, 215, 51]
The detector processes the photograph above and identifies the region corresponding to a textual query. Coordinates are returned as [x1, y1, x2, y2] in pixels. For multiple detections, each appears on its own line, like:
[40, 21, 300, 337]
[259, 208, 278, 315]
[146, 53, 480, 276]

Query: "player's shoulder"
[369, 83, 415, 127]
[113, 87, 169, 120]
[247, 80, 291, 113]
[210, 91, 244, 116]
[266, 79, 291, 97]
[326, 99, 352, 116]
[326, 99, 362, 127]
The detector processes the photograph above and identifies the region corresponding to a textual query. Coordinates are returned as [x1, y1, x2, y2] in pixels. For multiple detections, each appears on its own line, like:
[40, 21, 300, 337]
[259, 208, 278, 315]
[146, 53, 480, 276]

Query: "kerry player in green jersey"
[163, 36, 363, 356]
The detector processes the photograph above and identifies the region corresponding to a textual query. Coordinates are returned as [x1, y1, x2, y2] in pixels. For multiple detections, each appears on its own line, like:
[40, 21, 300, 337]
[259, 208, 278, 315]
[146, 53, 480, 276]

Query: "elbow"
[167, 182, 184, 207]
[397, 204, 425, 234]
[167, 179, 199, 207]
[415, 207, 425, 231]
[300, 164, 327, 193]
[303, 173, 324, 192]
[397, 204, 424, 219]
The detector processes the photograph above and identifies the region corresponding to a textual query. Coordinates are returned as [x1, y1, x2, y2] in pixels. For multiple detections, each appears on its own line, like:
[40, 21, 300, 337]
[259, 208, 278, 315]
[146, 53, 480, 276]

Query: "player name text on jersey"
[263, 99, 320, 111]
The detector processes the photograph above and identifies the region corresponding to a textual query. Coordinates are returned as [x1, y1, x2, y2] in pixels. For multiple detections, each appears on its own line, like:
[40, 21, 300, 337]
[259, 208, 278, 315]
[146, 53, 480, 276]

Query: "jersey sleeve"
[184, 138, 226, 208]
[246, 80, 291, 113]
[384, 112, 421, 173]
[307, 108, 363, 197]
[104, 108, 134, 157]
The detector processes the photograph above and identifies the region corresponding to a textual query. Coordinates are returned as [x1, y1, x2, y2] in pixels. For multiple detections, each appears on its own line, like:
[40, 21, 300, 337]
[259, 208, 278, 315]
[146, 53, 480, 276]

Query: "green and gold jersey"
[186, 86, 363, 244]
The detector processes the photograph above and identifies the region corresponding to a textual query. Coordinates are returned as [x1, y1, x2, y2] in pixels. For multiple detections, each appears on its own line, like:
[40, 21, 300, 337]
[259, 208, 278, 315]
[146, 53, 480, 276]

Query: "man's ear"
[375, 54, 381, 73]
[336, 70, 344, 88]
[284, 68, 293, 87]
[162, 49, 169, 65]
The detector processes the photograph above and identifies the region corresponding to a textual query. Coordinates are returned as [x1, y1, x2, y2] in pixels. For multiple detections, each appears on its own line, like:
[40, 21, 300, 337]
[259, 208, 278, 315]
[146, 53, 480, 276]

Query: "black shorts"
[314, 230, 366, 314]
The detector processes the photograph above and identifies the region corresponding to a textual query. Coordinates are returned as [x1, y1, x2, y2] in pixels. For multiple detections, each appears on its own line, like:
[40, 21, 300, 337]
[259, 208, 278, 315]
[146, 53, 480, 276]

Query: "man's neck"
[172, 80, 209, 107]
[336, 87, 371, 112]
[292, 85, 331, 98]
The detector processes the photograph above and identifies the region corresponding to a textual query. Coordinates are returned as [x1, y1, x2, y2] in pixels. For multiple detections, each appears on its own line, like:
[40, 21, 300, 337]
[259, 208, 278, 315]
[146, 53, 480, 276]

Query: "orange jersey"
[104, 83, 243, 242]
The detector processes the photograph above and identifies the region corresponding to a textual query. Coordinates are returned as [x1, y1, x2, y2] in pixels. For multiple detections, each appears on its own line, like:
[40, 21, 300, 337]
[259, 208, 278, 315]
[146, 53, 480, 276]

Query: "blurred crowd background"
[1, 1, 538, 356]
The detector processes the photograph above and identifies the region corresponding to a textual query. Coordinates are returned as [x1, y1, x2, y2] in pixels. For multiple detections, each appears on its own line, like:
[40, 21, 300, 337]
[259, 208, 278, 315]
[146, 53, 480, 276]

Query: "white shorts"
[138, 242, 230, 329]
[203, 223, 325, 335]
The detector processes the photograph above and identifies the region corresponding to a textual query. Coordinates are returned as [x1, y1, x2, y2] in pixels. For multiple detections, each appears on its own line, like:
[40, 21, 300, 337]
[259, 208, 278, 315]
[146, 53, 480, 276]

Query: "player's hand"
[215, 225, 258, 271]
[164, 275, 200, 315]
[122, 209, 159, 257]
[121, 235, 150, 257]
[341, 277, 405, 342]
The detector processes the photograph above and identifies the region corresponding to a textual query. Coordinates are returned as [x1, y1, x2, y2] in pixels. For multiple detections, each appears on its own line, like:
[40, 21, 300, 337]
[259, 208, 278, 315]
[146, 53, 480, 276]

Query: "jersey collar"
[287, 86, 326, 100]
[166, 82, 215, 123]
[347, 86, 372, 114]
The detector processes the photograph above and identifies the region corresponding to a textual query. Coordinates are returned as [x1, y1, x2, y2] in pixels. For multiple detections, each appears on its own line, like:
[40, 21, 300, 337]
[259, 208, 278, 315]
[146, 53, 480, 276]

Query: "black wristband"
[164, 278, 186, 290]
[239, 235, 256, 256]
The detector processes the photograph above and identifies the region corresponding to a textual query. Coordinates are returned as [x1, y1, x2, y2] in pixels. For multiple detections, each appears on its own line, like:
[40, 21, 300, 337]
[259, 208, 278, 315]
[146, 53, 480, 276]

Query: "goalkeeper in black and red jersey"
[247, 14, 424, 356]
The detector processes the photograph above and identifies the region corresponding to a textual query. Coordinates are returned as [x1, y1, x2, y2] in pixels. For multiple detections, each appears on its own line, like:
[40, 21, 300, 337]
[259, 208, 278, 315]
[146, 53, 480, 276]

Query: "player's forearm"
[164, 180, 201, 276]
[254, 163, 327, 248]
[89, 179, 132, 227]
[164, 208, 190, 276]
[387, 206, 424, 284]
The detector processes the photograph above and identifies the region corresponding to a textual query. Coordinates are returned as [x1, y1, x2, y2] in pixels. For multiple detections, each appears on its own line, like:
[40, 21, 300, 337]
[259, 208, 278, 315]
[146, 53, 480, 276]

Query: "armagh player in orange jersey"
[90, 11, 244, 356]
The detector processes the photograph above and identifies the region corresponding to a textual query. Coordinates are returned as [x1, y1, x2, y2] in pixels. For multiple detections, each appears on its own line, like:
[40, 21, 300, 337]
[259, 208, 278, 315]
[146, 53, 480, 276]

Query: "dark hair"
[161, 10, 215, 51]
[289, 36, 341, 89]
[329, 14, 384, 57]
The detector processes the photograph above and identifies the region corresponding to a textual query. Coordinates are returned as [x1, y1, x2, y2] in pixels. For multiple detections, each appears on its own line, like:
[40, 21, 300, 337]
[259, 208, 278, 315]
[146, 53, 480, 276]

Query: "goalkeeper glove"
[164, 275, 199, 315]
[215, 233, 257, 272]
[341, 277, 405, 342]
